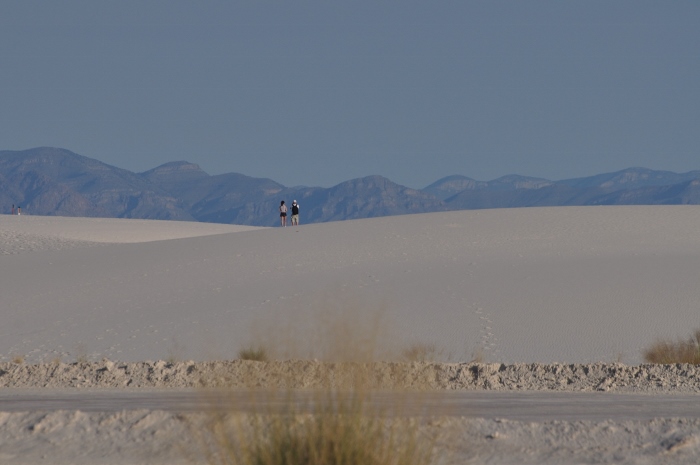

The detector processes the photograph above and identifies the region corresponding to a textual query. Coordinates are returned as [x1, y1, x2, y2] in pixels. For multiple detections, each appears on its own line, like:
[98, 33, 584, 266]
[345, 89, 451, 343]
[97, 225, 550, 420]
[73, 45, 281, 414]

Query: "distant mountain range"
[2, 147, 700, 226]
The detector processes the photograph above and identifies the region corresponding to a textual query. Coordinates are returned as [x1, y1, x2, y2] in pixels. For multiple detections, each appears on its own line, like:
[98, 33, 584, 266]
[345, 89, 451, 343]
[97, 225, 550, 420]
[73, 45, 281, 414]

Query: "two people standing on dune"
[279, 200, 299, 227]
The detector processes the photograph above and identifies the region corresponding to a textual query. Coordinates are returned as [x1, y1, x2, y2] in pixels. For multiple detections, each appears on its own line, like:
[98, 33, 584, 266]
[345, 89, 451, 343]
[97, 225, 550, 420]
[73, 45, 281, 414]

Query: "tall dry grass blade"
[644, 329, 700, 364]
[191, 303, 441, 465]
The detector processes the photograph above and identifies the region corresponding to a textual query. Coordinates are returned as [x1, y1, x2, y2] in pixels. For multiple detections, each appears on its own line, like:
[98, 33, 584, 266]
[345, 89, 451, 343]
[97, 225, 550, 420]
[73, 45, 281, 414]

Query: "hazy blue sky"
[2, 1, 699, 188]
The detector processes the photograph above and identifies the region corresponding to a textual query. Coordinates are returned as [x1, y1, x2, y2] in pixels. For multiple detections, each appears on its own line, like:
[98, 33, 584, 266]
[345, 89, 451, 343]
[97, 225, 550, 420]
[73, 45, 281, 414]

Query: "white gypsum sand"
[3, 407, 700, 465]
[3, 207, 700, 465]
[2, 206, 700, 364]
[3, 363, 700, 465]
[0, 215, 260, 252]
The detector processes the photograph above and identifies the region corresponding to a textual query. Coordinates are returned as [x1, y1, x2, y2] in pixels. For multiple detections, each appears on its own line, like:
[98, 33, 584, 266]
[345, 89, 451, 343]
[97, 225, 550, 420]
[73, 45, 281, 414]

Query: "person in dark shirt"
[291, 200, 300, 226]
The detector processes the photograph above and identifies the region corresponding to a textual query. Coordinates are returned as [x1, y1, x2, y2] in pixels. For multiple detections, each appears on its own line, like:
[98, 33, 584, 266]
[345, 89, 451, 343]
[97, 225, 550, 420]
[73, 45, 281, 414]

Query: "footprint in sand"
[473, 306, 499, 360]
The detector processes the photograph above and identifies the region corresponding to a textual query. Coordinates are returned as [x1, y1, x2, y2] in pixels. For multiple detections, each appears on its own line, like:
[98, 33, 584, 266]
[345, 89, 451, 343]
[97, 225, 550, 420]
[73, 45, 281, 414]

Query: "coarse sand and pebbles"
[3, 360, 700, 464]
[2, 359, 700, 392]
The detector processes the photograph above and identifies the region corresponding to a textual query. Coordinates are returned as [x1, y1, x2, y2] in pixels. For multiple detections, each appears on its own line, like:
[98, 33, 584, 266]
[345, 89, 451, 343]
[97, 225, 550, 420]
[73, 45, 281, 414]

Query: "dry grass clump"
[74, 342, 89, 363]
[198, 387, 432, 465]
[193, 302, 439, 465]
[238, 346, 270, 362]
[644, 329, 700, 364]
[401, 343, 440, 362]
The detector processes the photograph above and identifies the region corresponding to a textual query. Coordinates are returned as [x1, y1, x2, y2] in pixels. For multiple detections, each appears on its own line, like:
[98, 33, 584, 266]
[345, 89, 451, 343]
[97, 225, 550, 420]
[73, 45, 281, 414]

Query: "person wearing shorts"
[279, 200, 287, 227]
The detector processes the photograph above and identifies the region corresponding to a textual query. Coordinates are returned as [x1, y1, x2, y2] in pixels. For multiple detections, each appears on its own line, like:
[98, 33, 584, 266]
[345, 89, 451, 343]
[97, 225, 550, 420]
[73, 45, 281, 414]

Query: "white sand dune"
[0, 216, 260, 254]
[2, 206, 700, 365]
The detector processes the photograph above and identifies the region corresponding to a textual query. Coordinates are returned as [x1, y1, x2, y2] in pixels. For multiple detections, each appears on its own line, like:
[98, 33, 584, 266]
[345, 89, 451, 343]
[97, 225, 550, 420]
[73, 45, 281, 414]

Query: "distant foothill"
[2, 147, 700, 226]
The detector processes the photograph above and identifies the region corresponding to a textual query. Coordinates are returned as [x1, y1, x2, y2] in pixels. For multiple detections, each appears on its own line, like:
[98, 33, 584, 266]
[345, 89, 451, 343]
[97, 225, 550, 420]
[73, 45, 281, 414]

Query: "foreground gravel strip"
[2, 360, 700, 392]
[3, 410, 700, 465]
[3, 360, 700, 464]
